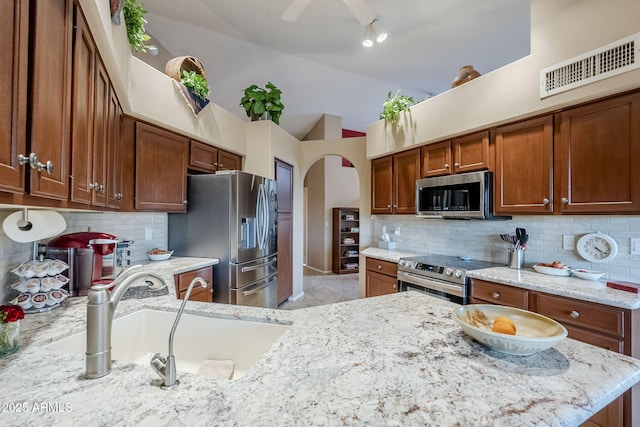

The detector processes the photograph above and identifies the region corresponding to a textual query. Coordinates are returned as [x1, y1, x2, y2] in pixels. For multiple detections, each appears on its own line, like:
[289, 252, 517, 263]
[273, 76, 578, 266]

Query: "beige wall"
[365, 0, 640, 158]
[305, 160, 326, 271]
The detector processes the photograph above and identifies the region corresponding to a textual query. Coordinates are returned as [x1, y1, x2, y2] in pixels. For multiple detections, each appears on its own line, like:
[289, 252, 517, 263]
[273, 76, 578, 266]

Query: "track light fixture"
[362, 18, 387, 47]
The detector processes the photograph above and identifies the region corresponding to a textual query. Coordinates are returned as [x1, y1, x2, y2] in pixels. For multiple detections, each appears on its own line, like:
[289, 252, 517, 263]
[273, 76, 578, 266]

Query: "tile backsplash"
[374, 214, 640, 283]
[0, 209, 167, 303]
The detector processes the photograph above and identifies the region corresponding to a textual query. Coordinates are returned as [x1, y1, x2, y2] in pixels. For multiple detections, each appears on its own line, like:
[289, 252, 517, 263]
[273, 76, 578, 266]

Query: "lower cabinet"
[471, 279, 637, 427]
[365, 258, 397, 297]
[173, 266, 213, 302]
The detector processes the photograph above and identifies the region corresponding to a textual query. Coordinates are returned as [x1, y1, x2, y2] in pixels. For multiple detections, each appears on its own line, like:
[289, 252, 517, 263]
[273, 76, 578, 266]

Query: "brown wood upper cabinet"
[0, 0, 73, 200]
[494, 115, 554, 215]
[134, 122, 189, 212]
[0, 0, 29, 194]
[555, 92, 640, 214]
[189, 140, 242, 173]
[371, 148, 421, 214]
[421, 131, 490, 178]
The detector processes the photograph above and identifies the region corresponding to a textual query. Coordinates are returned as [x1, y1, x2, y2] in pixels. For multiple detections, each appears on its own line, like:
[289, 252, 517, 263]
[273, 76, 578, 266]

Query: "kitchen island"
[2, 258, 640, 426]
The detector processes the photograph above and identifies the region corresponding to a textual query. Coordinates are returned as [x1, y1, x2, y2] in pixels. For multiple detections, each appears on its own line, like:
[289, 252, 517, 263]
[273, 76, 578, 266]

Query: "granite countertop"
[468, 266, 640, 309]
[360, 247, 422, 263]
[2, 257, 640, 426]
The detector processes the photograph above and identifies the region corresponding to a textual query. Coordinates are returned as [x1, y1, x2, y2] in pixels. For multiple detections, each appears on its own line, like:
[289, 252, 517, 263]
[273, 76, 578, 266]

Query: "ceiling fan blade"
[282, 0, 311, 22]
[342, 0, 376, 26]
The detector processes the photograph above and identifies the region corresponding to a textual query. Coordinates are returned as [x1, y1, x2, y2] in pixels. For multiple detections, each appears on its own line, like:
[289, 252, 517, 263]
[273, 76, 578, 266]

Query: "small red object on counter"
[607, 280, 640, 294]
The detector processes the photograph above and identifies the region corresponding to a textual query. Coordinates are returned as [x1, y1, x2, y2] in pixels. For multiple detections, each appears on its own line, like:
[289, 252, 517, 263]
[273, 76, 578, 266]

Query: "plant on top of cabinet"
[123, 0, 151, 53]
[379, 90, 415, 127]
[180, 70, 210, 100]
[240, 82, 285, 125]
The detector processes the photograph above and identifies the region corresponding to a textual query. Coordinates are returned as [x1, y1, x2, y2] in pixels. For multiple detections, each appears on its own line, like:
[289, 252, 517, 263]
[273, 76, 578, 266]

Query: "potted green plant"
[180, 70, 210, 100]
[379, 90, 416, 127]
[123, 0, 151, 53]
[240, 82, 285, 125]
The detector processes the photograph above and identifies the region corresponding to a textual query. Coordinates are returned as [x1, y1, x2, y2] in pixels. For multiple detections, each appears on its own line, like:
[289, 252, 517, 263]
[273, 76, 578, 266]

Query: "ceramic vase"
[0, 321, 20, 358]
[451, 65, 481, 88]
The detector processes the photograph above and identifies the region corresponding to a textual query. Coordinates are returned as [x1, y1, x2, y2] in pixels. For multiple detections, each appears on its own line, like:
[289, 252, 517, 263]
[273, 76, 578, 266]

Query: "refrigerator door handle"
[241, 272, 277, 295]
[257, 183, 268, 250]
[240, 256, 278, 272]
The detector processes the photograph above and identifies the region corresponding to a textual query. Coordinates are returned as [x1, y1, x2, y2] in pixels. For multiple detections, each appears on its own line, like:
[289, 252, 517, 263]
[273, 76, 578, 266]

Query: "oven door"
[397, 270, 467, 305]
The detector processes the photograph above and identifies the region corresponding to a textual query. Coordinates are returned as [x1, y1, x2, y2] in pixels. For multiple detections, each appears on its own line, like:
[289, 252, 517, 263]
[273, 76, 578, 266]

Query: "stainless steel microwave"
[416, 171, 508, 220]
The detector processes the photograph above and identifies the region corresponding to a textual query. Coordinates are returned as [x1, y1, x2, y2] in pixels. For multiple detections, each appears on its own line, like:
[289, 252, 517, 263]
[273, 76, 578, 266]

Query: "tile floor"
[279, 267, 359, 310]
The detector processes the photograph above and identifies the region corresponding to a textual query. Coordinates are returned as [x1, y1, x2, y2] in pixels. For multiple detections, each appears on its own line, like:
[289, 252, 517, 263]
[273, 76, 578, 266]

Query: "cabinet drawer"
[533, 293, 624, 338]
[470, 279, 528, 309]
[174, 266, 213, 294]
[365, 258, 397, 277]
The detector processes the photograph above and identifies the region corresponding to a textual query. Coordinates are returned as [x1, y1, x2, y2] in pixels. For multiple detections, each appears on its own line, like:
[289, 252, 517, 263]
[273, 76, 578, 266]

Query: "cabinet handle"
[183, 200, 188, 205]
[89, 182, 99, 190]
[98, 184, 105, 192]
[561, 198, 569, 204]
[393, 204, 398, 208]
[454, 162, 460, 168]
[36, 159, 54, 174]
[542, 198, 550, 205]
[393, 284, 396, 289]
[444, 163, 450, 169]
[17, 153, 31, 167]
[377, 265, 382, 269]
[492, 292, 500, 299]
[570, 310, 580, 318]
[218, 163, 223, 169]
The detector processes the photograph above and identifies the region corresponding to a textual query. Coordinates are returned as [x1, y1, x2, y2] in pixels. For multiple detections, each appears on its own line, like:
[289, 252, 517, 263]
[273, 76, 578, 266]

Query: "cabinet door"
[217, 149, 242, 171]
[421, 141, 452, 177]
[135, 122, 188, 212]
[174, 266, 213, 302]
[0, 0, 29, 193]
[69, 11, 95, 205]
[91, 59, 109, 207]
[28, 0, 73, 200]
[366, 270, 398, 297]
[106, 89, 123, 209]
[371, 156, 393, 214]
[393, 148, 420, 214]
[275, 159, 294, 304]
[495, 116, 553, 214]
[556, 92, 640, 213]
[452, 130, 490, 174]
[189, 140, 218, 173]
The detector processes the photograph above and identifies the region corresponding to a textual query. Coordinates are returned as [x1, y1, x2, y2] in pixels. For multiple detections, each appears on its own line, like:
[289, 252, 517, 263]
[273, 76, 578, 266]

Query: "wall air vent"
[540, 32, 640, 98]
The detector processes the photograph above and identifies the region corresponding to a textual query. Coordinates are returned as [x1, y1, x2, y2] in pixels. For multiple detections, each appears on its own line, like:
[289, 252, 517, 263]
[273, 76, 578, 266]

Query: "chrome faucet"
[150, 277, 207, 389]
[85, 265, 167, 379]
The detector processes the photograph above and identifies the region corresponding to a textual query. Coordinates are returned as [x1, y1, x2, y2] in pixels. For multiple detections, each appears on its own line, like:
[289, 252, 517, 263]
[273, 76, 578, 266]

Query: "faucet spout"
[151, 277, 207, 389]
[85, 265, 167, 379]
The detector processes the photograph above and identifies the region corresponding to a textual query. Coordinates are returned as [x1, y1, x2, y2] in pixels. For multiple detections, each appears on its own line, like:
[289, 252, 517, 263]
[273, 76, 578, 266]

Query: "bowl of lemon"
[452, 304, 567, 356]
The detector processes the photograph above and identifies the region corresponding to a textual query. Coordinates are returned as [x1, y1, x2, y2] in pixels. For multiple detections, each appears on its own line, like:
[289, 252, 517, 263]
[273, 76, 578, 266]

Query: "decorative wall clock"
[576, 232, 618, 263]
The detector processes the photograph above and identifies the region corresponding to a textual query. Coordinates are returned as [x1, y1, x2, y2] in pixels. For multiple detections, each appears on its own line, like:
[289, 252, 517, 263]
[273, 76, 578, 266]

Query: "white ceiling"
[141, 0, 531, 139]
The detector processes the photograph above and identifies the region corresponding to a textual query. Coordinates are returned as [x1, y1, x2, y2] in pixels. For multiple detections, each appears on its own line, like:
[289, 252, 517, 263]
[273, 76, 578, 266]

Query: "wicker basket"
[164, 56, 207, 82]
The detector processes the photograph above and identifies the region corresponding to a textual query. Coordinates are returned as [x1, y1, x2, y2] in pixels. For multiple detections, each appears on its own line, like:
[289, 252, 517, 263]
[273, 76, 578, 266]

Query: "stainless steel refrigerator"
[168, 171, 278, 308]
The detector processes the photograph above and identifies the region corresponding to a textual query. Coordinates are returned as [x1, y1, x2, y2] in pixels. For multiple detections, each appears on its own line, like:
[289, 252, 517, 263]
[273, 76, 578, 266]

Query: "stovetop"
[397, 254, 503, 285]
[400, 254, 502, 271]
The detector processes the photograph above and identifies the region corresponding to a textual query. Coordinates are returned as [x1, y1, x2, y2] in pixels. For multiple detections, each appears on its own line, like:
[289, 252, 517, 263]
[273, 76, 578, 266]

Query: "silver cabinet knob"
[444, 163, 450, 169]
[377, 264, 382, 269]
[36, 160, 54, 174]
[218, 164, 223, 169]
[183, 200, 188, 205]
[562, 198, 569, 204]
[393, 284, 396, 289]
[89, 182, 99, 190]
[393, 204, 398, 208]
[454, 162, 460, 168]
[492, 292, 500, 299]
[570, 310, 580, 318]
[17, 153, 31, 166]
[542, 198, 550, 205]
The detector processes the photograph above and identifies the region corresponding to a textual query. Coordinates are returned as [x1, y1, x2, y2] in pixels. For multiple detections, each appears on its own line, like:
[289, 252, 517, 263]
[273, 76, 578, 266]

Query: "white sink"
[44, 309, 290, 379]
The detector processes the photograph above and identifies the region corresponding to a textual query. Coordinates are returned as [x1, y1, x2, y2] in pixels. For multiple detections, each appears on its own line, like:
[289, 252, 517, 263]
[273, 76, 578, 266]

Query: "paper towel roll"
[2, 210, 67, 243]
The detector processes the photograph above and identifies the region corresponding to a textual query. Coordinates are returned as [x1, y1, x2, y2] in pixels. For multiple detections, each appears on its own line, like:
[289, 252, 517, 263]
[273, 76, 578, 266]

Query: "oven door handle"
[397, 271, 465, 297]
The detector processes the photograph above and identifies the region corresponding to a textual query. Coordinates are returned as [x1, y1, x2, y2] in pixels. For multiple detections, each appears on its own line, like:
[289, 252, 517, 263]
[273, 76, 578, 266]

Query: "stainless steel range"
[397, 255, 502, 305]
